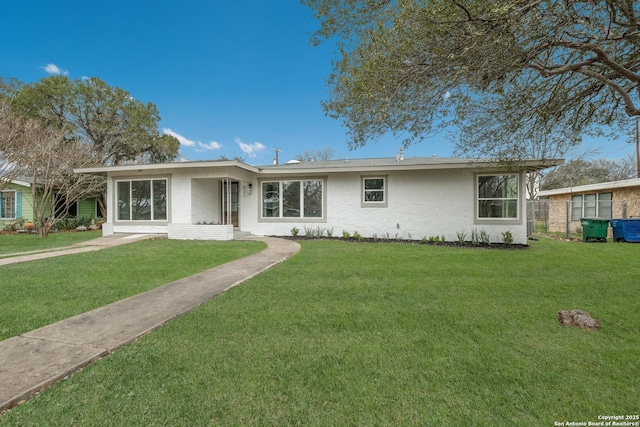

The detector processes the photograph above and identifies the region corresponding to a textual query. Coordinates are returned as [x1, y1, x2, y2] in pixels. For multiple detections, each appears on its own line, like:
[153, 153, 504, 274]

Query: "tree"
[218, 155, 246, 162]
[303, 0, 640, 156]
[295, 148, 335, 162]
[0, 101, 25, 191]
[11, 75, 179, 165]
[540, 157, 636, 190]
[3, 75, 179, 228]
[0, 79, 24, 190]
[3, 113, 104, 237]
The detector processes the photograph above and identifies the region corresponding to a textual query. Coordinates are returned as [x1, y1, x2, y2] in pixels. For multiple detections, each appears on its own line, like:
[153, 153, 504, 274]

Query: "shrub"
[479, 229, 491, 245]
[502, 230, 514, 245]
[55, 217, 93, 231]
[325, 227, 334, 238]
[303, 226, 314, 238]
[3, 217, 25, 231]
[291, 227, 300, 237]
[471, 228, 480, 246]
[303, 226, 324, 239]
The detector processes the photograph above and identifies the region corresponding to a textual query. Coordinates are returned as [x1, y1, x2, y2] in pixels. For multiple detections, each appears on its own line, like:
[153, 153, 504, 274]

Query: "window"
[477, 174, 519, 219]
[584, 194, 597, 218]
[571, 195, 582, 221]
[571, 192, 612, 220]
[0, 191, 17, 219]
[362, 176, 387, 207]
[261, 179, 323, 219]
[54, 194, 78, 218]
[116, 179, 167, 221]
[598, 192, 612, 219]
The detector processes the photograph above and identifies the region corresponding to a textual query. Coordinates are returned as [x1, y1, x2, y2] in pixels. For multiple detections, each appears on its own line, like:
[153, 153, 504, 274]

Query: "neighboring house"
[0, 178, 99, 229]
[0, 179, 31, 228]
[538, 178, 640, 233]
[75, 157, 560, 245]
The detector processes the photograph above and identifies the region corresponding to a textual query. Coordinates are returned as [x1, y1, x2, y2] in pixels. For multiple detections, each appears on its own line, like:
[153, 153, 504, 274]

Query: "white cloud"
[162, 128, 197, 147]
[43, 63, 69, 75]
[163, 128, 223, 152]
[235, 137, 266, 158]
[198, 141, 223, 150]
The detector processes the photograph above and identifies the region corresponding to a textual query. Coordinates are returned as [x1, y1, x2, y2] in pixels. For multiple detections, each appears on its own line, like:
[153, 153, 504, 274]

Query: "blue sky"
[0, 1, 635, 165]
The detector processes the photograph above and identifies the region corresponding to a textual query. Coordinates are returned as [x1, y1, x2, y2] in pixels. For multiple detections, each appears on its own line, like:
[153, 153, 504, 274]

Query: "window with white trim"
[261, 179, 323, 219]
[116, 179, 167, 221]
[362, 176, 387, 206]
[0, 190, 17, 219]
[477, 174, 519, 219]
[571, 192, 612, 220]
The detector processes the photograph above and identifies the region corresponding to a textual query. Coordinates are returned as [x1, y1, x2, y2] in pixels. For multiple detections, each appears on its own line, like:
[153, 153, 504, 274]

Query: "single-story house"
[538, 178, 640, 233]
[0, 178, 99, 229]
[75, 157, 560, 245]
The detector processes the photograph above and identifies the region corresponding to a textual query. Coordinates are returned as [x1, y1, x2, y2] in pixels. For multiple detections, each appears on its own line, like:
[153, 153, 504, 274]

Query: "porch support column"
[226, 177, 232, 226]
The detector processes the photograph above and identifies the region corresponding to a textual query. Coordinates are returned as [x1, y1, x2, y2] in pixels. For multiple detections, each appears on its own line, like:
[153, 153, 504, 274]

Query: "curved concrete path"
[0, 235, 300, 413]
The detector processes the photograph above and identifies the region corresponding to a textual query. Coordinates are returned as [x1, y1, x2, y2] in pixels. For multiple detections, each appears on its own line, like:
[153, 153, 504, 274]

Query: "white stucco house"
[75, 156, 560, 245]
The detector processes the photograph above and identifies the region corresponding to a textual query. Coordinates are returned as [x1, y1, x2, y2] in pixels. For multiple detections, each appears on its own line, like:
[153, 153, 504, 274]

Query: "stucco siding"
[190, 178, 219, 224]
[95, 161, 531, 244]
[241, 169, 528, 244]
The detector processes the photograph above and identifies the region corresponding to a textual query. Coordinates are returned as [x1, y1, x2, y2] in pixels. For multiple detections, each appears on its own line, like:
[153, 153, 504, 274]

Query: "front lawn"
[1, 238, 638, 425]
[0, 239, 265, 340]
[0, 230, 102, 256]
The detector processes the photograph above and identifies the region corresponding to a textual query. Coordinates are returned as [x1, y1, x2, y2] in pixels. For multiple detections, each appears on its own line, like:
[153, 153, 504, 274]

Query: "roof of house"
[538, 177, 640, 197]
[0, 177, 32, 188]
[75, 157, 562, 176]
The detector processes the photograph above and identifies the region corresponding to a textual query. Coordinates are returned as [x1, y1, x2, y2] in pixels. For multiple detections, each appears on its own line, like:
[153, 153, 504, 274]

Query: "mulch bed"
[280, 236, 530, 250]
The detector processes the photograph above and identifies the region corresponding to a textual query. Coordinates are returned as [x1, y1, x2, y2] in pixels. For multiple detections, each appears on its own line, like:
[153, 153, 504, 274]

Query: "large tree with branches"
[1, 111, 105, 236]
[11, 75, 179, 165]
[303, 0, 640, 158]
[1, 75, 179, 231]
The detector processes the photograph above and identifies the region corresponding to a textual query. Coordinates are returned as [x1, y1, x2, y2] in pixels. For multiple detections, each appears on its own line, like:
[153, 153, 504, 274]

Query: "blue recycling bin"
[610, 218, 640, 242]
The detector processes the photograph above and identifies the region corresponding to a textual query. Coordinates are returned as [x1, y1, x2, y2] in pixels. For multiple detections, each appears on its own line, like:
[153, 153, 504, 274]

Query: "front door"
[221, 181, 239, 227]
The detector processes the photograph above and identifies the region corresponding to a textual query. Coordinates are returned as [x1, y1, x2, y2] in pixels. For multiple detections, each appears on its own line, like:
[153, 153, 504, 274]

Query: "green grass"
[1, 238, 639, 425]
[0, 231, 102, 256]
[0, 239, 265, 340]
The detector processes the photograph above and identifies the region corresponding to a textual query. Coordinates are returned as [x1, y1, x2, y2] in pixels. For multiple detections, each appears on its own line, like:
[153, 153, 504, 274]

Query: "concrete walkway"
[0, 235, 300, 412]
[0, 233, 163, 266]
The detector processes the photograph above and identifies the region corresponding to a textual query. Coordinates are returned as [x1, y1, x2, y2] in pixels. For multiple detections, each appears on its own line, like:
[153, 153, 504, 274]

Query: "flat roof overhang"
[75, 158, 563, 177]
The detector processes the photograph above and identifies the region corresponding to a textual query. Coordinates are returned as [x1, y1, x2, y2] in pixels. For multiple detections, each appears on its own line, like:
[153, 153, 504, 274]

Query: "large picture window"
[116, 179, 167, 221]
[261, 179, 323, 219]
[477, 174, 519, 219]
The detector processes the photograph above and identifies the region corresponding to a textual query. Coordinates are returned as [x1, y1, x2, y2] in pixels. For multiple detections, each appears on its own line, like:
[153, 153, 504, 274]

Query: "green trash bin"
[580, 218, 609, 242]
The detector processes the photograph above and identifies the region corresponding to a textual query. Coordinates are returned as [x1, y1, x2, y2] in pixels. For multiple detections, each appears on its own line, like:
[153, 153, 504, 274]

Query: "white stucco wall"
[240, 169, 529, 244]
[100, 164, 528, 244]
[190, 178, 219, 224]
